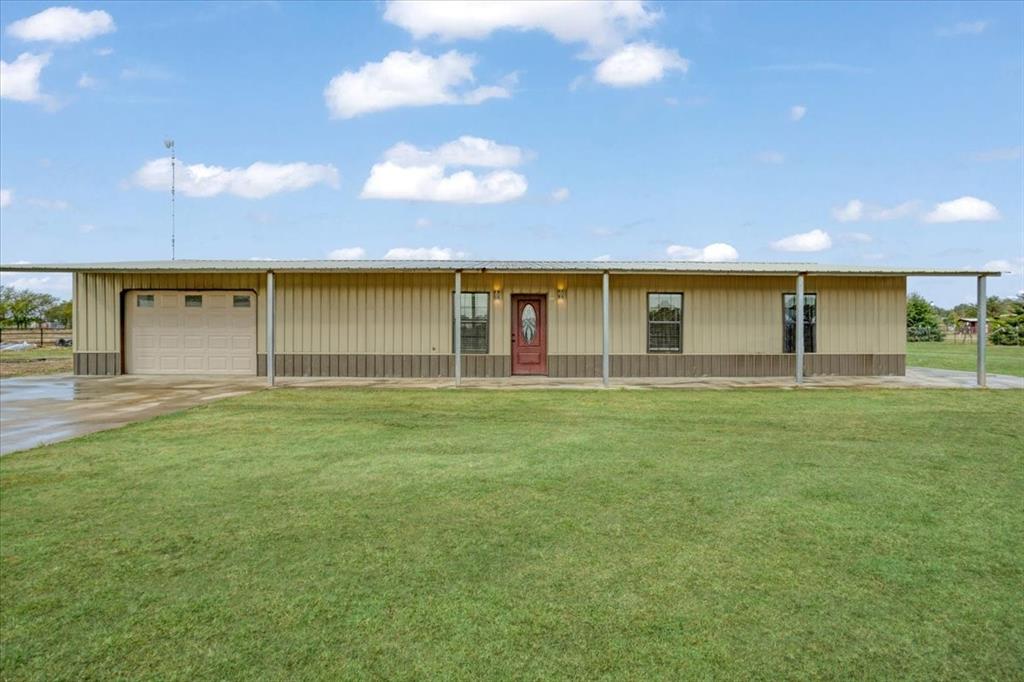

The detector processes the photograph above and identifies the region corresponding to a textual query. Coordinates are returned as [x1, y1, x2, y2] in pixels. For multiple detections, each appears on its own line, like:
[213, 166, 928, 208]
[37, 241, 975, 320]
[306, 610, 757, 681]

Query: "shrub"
[989, 314, 1024, 346]
[906, 293, 944, 342]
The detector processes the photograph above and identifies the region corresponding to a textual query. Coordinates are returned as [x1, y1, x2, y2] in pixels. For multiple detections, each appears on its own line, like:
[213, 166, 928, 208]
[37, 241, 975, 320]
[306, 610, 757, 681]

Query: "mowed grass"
[2, 389, 1022, 680]
[0, 347, 73, 378]
[907, 340, 1024, 377]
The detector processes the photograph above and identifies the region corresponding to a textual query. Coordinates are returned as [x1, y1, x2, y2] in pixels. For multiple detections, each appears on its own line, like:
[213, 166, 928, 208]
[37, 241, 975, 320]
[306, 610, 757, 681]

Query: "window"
[648, 293, 682, 352]
[455, 292, 489, 353]
[783, 293, 817, 353]
[184, 295, 203, 308]
[233, 295, 251, 308]
[137, 294, 154, 307]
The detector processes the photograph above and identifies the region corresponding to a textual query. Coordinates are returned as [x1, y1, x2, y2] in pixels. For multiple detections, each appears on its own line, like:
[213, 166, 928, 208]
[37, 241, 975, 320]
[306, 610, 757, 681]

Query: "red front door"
[511, 295, 547, 375]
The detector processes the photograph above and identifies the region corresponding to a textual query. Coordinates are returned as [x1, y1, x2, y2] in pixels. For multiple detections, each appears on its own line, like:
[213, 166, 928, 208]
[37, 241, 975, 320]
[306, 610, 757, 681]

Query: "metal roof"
[0, 259, 1004, 276]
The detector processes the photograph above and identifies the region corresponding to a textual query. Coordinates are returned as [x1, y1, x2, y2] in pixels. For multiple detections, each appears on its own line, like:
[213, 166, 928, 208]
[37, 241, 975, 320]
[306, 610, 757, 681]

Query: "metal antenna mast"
[164, 139, 176, 260]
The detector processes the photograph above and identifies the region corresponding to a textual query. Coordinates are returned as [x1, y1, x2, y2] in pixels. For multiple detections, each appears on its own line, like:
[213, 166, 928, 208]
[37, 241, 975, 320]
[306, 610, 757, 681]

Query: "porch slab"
[274, 367, 1022, 390]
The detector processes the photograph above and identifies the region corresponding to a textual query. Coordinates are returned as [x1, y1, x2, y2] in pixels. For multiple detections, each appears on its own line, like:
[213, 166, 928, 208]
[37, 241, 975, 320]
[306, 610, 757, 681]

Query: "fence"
[0, 328, 74, 347]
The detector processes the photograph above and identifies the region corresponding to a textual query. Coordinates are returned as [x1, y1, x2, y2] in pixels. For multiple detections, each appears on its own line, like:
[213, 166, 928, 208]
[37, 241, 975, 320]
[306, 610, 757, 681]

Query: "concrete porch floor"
[276, 367, 1023, 390]
[2, 367, 1019, 456]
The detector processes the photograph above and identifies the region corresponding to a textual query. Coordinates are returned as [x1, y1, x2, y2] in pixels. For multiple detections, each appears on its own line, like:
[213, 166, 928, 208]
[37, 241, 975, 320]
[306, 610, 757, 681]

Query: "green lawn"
[0, 347, 73, 378]
[2, 389, 1022, 680]
[907, 340, 1024, 377]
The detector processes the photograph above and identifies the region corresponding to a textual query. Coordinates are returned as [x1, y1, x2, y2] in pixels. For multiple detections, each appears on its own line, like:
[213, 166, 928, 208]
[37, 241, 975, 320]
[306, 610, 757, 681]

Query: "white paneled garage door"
[125, 291, 257, 375]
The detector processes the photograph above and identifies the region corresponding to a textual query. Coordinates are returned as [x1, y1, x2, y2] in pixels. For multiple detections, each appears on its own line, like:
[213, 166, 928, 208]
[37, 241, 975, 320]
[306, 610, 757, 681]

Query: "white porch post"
[602, 271, 610, 387]
[977, 275, 987, 387]
[266, 270, 275, 386]
[454, 270, 462, 386]
[795, 273, 805, 384]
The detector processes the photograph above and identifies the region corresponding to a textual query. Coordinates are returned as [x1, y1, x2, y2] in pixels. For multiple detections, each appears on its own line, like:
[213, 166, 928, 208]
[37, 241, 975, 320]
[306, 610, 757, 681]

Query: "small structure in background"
[955, 317, 978, 343]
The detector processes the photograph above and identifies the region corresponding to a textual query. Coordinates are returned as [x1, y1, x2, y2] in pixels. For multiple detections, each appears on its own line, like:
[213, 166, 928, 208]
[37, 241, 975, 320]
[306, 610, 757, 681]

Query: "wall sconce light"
[493, 289, 502, 302]
[556, 287, 566, 301]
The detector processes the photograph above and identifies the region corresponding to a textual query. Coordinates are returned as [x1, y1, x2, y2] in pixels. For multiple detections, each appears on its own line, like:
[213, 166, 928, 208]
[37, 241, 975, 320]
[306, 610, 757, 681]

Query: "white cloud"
[551, 187, 570, 202]
[361, 136, 528, 204]
[77, 72, 98, 89]
[383, 136, 525, 167]
[593, 254, 612, 261]
[0, 189, 11, 208]
[6, 7, 115, 43]
[383, 0, 659, 55]
[972, 146, 1023, 162]
[362, 162, 526, 204]
[327, 247, 367, 260]
[982, 259, 1018, 274]
[0, 273, 72, 296]
[79, 223, 96, 233]
[755, 150, 785, 164]
[132, 157, 340, 199]
[936, 20, 988, 37]
[94, 46, 113, 56]
[384, 246, 461, 260]
[789, 105, 807, 121]
[415, 217, 432, 228]
[666, 242, 739, 262]
[323, 50, 511, 119]
[594, 42, 688, 87]
[833, 199, 864, 222]
[0, 52, 50, 103]
[832, 199, 918, 222]
[922, 196, 1000, 223]
[771, 229, 832, 252]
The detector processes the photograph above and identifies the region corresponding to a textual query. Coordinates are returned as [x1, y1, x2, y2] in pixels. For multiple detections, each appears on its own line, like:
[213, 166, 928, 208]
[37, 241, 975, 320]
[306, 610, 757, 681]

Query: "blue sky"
[1, 1, 1021, 305]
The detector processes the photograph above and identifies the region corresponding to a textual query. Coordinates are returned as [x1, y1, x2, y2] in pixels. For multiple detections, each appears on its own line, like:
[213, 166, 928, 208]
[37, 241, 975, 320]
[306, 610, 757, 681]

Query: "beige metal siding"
[73, 271, 906, 358]
[273, 273, 451, 354]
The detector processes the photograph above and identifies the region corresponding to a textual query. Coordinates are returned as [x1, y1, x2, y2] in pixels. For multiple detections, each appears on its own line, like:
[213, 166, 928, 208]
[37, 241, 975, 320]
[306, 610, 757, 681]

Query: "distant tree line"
[907, 292, 1024, 346]
[0, 286, 72, 329]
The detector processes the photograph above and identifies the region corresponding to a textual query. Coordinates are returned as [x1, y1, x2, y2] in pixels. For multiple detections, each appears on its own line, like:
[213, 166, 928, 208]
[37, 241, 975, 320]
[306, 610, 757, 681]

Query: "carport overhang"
[1, 260, 1005, 387]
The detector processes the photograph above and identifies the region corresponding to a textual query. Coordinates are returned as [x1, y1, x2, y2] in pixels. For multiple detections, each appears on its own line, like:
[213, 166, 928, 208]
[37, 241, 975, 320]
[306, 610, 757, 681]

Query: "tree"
[0, 286, 61, 328]
[906, 293, 944, 342]
[989, 295, 1024, 346]
[45, 300, 73, 328]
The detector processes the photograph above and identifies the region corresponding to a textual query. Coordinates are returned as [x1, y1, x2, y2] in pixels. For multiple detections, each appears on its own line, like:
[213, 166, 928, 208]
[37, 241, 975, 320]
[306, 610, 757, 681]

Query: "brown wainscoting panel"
[73, 352, 120, 376]
[606, 354, 899, 377]
[256, 354, 510, 378]
[253, 353, 904, 378]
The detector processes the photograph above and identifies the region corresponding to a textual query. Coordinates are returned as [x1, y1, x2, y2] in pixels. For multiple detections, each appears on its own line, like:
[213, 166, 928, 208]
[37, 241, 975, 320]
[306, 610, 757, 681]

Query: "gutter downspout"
[795, 272, 805, 384]
[977, 275, 987, 387]
[602, 271, 610, 387]
[454, 270, 461, 386]
[266, 270, 275, 386]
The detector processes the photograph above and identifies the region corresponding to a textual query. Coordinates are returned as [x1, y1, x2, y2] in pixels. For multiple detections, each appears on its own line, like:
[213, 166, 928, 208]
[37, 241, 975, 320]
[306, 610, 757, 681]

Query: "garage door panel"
[126, 290, 256, 375]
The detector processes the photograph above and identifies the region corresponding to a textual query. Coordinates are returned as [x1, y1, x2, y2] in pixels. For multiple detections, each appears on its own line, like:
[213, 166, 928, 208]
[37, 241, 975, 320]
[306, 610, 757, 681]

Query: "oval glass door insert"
[521, 303, 537, 343]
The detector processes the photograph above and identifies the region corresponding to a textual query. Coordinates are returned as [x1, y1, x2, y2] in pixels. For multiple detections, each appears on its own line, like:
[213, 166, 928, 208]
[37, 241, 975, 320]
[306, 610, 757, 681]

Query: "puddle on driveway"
[1, 375, 263, 455]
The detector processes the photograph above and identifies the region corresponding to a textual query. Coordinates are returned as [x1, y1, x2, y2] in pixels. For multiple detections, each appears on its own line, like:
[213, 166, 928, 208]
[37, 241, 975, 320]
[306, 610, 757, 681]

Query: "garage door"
[125, 291, 257, 375]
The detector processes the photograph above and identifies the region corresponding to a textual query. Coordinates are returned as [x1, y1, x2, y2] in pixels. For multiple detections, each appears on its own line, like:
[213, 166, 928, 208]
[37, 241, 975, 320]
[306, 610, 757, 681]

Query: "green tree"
[45, 300, 73, 328]
[0, 287, 59, 328]
[906, 293, 944, 342]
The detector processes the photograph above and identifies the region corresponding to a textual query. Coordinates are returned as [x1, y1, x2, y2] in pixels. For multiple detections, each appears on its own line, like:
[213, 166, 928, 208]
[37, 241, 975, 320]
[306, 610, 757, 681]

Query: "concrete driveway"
[0, 375, 264, 456]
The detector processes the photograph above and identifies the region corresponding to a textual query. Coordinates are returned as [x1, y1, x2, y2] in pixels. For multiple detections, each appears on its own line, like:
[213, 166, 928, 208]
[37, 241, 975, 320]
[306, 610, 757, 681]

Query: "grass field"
[2, 389, 1022, 679]
[907, 340, 1024, 377]
[0, 347, 73, 378]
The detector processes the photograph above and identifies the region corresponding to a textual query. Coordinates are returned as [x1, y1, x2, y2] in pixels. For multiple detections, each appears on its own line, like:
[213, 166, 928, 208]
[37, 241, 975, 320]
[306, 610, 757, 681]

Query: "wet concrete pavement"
[1, 368, 1019, 456]
[0, 375, 264, 455]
